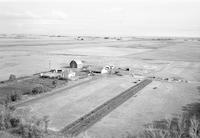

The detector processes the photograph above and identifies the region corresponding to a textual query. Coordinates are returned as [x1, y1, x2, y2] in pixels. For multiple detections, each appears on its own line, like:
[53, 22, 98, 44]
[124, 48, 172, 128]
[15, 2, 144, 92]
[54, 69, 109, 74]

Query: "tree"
[31, 86, 44, 95]
[10, 90, 22, 102]
[52, 80, 57, 87]
[8, 74, 16, 81]
[0, 104, 18, 130]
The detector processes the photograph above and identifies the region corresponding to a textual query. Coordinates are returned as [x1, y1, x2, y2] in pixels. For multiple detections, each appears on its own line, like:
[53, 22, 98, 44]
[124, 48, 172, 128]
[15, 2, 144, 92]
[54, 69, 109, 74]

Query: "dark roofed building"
[70, 59, 83, 69]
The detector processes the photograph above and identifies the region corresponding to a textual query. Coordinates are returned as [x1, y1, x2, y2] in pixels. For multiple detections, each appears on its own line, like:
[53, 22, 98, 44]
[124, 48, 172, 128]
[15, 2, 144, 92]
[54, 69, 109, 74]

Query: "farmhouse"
[70, 59, 83, 69]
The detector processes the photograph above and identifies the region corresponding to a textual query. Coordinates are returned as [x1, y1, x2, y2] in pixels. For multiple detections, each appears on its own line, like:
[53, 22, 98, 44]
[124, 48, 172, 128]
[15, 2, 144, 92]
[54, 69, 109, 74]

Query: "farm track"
[60, 79, 152, 136]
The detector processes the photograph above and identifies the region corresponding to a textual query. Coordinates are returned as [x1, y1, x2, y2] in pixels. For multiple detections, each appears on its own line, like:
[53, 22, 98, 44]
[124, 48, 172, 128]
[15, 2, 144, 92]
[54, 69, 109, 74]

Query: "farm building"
[40, 72, 61, 79]
[61, 69, 76, 79]
[101, 65, 115, 74]
[40, 69, 76, 79]
[70, 59, 83, 69]
[88, 66, 102, 73]
[101, 66, 110, 74]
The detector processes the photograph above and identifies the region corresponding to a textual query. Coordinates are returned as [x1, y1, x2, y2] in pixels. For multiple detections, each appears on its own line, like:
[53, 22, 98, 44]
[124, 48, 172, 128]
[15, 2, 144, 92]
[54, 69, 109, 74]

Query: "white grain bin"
[101, 66, 111, 74]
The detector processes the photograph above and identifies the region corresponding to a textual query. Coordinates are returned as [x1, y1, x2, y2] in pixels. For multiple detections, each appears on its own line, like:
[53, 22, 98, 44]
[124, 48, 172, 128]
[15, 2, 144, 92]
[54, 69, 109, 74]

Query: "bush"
[104, 37, 109, 39]
[31, 86, 45, 95]
[137, 115, 200, 138]
[17, 124, 43, 138]
[52, 80, 57, 87]
[10, 118, 20, 128]
[0, 131, 17, 138]
[10, 91, 22, 102]
[0, 105, 15, 130]
[12, 115, 48, 138]
[0, 105, 48, 138]
[4, 91, 22, 103]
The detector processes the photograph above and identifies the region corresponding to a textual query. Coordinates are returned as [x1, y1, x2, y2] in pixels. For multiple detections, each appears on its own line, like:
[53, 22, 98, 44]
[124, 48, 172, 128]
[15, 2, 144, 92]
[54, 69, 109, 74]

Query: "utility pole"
[49, 60, 51, 70]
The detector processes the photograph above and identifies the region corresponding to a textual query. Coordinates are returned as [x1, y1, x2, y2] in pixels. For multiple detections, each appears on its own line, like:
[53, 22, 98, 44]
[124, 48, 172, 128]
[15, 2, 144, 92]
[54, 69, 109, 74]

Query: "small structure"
[61, 69, 76, 79]
[40, 72, 61, 79]
[88, 66, 102, 74]
[101, 65, 114, 74]
[40, 69, 76, 80]
[101, 69, 108, 74]
[70, 60, 83, 69]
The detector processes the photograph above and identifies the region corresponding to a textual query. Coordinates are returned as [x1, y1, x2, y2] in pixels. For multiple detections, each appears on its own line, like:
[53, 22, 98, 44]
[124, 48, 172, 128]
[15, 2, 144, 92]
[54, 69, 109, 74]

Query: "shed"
[101, 65, 115, 74]
[40, 72, 61, 79]
[69, 60, 83, 69]
[88, 66, 102, 73]
[61, 69, 76, 79]
[101, 66, 111, 74]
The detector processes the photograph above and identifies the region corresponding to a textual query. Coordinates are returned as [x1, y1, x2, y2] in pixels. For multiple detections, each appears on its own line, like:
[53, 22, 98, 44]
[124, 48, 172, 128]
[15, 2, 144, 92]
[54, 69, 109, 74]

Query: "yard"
[0, 76, 68, 104]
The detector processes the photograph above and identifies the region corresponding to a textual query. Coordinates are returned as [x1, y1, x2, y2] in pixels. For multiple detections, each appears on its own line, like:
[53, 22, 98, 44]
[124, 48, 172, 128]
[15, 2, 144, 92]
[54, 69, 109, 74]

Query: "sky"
[0, 0, 200, 37]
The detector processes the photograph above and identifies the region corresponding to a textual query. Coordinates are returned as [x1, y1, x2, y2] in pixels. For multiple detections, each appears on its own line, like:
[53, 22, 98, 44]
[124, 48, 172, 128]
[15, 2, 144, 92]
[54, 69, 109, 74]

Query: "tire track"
[60, 79, 152, 136]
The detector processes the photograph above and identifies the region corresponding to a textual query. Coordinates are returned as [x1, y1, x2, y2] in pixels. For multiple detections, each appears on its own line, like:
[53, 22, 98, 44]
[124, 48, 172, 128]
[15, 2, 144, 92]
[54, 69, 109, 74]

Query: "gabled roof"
[70, 59, 83, 65]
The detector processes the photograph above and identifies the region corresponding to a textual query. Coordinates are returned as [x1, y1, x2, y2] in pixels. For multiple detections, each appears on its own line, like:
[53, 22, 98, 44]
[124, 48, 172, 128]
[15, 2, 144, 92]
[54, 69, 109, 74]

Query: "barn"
[69, 59, 83, 69]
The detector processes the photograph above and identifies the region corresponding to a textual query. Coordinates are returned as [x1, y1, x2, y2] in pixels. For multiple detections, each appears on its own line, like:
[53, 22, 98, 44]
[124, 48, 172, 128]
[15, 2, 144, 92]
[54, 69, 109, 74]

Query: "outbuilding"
[101, 65, 111, 74]
[101, 65, 115, 74]
[69, 59, 83, 69]
[61, 69, 76, 79]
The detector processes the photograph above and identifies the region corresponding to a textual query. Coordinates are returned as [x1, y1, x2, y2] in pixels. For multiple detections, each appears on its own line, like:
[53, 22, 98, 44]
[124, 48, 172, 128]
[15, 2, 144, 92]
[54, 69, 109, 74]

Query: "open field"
[1, 36, 200, 81]
[0, 35, 200, 137]
[85, 81, 200, 138]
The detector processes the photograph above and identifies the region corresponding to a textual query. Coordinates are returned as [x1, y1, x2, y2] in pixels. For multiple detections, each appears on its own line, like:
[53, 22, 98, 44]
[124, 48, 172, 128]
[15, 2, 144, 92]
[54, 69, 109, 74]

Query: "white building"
[61, 69, 76, 79]
[101, 65, 112, 74]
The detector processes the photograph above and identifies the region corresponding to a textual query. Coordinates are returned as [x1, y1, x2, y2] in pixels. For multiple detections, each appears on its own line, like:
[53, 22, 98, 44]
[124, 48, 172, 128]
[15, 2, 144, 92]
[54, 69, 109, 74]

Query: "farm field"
[0, 35, 200, 137]
[16, 75, 135, 131]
